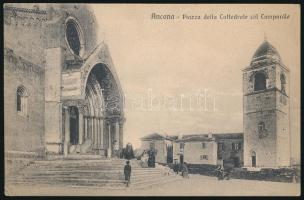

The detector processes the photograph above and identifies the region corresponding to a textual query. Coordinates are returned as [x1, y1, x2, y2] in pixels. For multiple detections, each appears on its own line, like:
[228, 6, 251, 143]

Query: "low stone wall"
[231, 167, 300, 183]
[167, 163, 219, 176]
[167, 163, 300, 183]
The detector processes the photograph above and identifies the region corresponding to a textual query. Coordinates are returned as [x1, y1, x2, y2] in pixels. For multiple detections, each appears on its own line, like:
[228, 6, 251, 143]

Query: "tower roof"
[251, 40, 281, 62]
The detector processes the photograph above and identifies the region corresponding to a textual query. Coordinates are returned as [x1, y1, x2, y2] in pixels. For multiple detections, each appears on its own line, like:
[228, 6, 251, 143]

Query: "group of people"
[173, 161, 189, 178]
[215, 164, 232, 180]
[140, 149, 156, 168]
[112, 141, 135, 160]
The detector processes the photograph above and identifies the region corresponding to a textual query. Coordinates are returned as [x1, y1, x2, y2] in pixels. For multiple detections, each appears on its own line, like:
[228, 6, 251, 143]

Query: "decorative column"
[119, 121, 124, 150]
[95, 117, 99, 150]
[107, 122, 112, 158]
[78, 111, 84, 145]
[99, 118, 104, 149]
[84, 116, 87, 141]
[87, 117, 91, 139]
[115, 120, 119, 146]
[91, 117, 95, 148]
[63, 107, 70, 157]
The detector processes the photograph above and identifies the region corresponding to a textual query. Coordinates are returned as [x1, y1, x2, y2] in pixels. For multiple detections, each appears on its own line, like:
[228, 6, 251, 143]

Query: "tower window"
[202, 142, 207, 149]
[258, 122, 268, 138]
[280, 73, 286, 94]
[232, 143, 241, 151]
[16, 86, 28, 117]
[254, 72, 267, 91]
[218, 142, 224, 151]
[258, 122, 265, 132]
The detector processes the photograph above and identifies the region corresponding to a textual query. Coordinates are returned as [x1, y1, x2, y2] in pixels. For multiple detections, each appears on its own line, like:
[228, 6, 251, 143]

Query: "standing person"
[124, 160, 131, 187]
[216, 164, 224, 180]
[124, 143, 134, 160]
[173, 160, 179, 174]
[181, 162, 189, 178]
[141, 150, 149, 167]
[148, 149, 156, 168]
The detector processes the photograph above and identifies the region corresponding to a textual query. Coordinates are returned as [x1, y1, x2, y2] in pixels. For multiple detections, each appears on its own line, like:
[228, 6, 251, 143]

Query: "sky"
[92, 4, 300, 162]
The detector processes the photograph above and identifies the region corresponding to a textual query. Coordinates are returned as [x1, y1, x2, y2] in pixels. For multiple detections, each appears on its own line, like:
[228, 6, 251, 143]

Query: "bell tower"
[243, 40, 290, 168]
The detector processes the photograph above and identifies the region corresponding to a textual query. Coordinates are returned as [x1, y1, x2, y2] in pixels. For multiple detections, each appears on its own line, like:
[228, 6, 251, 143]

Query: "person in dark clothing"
[181, 162, 189, 178]
[147, 149, 156, 168]
[216, 164, 225, 180]
[124, 143, 134, 160]
[173, 160, 179, 174]
[124, 160, 131, 187]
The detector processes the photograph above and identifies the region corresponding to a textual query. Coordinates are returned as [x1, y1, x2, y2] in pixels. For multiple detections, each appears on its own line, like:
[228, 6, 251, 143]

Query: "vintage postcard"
[3, 3, 300, 196]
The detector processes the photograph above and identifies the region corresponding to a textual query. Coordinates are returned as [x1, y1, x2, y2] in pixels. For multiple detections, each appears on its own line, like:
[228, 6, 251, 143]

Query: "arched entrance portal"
[62, 63, 124, 157]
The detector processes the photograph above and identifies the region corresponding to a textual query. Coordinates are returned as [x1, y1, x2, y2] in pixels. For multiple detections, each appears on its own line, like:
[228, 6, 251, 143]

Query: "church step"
[9, 173, 178, 186]
[7, 157, 177, 190]
[17, 172, 164, 179]
[18, 169, 163, 176]
[8, 179, 126, 188]
[9, 181, 126, 190]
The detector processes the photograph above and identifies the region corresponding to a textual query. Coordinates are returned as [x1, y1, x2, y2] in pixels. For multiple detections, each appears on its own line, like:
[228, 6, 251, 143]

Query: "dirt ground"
[5, 174, 300, 196]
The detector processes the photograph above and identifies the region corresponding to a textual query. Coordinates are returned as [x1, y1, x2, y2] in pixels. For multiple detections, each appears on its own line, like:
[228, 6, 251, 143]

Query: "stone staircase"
[6, 156, 182, 190]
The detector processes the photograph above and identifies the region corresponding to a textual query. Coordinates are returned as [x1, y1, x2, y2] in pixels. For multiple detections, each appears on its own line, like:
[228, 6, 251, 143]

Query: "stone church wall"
[4, 6, 47, 67]
[4, 49, 45, 154]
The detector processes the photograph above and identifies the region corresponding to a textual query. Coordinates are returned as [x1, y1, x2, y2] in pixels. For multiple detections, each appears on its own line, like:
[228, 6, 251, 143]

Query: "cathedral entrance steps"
[14, 169, 163, 176]
[7, 158, 183, 189]
[45, 154, 108, 161]
[9, 178, 126, 188]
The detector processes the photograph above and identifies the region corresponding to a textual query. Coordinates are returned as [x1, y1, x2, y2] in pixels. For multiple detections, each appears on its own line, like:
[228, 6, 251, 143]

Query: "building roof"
[140, 133, 177, 141]
[177, 135, 214, 142]
[213, 133, 243, 140]
[251, 40, 281, 62]
[176, 133, 243, 142]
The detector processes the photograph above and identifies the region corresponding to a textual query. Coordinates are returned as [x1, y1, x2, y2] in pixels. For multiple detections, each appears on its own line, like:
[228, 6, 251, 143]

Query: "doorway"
[251, 151, 256, 167]
[233, 157, 240, 168]
[166, 144, 173, 163]
[69, 106, 79, 145]
[180, 154, 184, 164]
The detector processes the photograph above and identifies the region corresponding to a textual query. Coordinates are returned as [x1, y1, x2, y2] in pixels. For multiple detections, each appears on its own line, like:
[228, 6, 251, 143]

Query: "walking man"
[124, 160, 131, 187]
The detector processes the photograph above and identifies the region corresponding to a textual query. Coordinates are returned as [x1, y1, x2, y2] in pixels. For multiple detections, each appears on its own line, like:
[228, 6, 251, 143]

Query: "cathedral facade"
[4, 4, 125, 158]
[243, 40, 291, 168]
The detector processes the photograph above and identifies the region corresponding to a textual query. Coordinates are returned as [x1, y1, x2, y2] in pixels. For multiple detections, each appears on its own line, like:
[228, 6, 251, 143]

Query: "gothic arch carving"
[80, 43, 124, 118]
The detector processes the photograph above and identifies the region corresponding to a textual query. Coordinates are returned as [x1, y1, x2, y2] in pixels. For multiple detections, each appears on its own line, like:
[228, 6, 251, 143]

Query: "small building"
[174, 133, 244, 168]
[140, 133, 177, 164]
[214, 133, 244, 168]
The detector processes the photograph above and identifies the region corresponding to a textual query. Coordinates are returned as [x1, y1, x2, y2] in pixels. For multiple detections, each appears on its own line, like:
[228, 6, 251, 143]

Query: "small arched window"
[17, 86, 28, 116]
[280, 73, 286, 94]
[258, 122, 265, 133]
[251, 151, 256, 167]
[254, 72, 267, 91]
